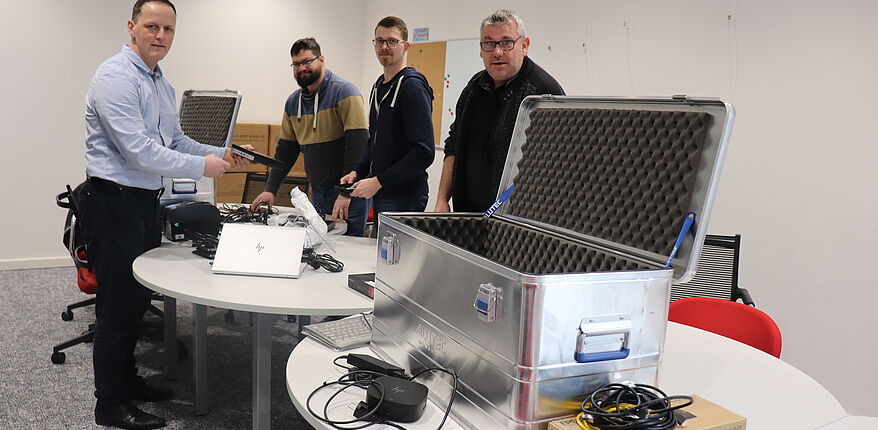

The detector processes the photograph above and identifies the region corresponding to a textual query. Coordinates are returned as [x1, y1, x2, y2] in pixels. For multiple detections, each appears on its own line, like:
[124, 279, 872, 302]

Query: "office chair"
[671, 234, 755, 305]
[669, 296, 782, 358]
[52, 185, 187, 364]
[241, 171, 308, 207]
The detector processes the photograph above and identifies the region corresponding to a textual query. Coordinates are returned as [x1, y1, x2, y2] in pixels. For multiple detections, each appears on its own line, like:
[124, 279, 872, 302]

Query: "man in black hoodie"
[434, 10, 564, 212]
[342, 16, 435, 214]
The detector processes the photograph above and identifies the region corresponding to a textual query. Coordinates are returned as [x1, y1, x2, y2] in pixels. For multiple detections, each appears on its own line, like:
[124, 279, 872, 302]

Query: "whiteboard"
[439, 38, 483, 148]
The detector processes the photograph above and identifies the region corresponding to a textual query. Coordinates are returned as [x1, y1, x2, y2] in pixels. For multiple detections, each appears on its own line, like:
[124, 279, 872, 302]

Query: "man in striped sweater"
[251, 38, 369, 236]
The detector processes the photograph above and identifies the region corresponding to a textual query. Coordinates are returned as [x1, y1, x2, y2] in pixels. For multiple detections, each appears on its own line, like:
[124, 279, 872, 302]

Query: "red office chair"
[668, 297, 782, 358]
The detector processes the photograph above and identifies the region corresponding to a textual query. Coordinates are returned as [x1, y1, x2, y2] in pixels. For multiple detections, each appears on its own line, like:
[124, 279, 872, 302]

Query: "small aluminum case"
[370, 96, 734, 429]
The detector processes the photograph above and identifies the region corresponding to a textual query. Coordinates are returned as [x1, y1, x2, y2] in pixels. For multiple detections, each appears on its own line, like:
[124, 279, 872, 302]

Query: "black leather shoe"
[130, 377, 174, 402]
[95, 401, 166, 429]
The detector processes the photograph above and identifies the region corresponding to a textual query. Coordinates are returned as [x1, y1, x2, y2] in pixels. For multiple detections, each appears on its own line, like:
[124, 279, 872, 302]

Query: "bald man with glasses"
[434, 9, 564, 213]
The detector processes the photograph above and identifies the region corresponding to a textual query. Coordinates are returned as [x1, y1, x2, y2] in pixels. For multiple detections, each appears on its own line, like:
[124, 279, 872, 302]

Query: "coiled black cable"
[306, 355, 458, 430]
[577, 382, 692, 430]
[218, 203, 276, 224]
[301, 247, 344, 272]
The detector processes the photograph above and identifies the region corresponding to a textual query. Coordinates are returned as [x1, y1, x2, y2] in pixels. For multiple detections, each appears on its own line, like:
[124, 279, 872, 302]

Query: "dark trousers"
[372, 194, 428, 215]
[78, 178, 162, 409]
[311, 187, 368, 237]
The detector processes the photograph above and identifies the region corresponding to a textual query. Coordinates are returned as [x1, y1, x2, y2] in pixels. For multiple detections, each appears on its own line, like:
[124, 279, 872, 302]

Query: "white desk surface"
[815, 415, 878, 429]
[288, 323, 848, 430]
[133, 235, 375, 315]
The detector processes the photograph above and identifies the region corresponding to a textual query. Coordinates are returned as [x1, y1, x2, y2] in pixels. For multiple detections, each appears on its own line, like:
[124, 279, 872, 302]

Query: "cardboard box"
[547, 416, 579, 430]
[229, 123, 269, 173]
[215, 172, 248, 204]
[546, 395, 746, 430]
[268, 124, 307, 177]
[672, 395, 746, 430]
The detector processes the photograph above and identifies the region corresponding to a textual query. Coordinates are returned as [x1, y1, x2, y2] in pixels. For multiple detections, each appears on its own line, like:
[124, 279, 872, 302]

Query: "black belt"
[88, 177, 163, 199]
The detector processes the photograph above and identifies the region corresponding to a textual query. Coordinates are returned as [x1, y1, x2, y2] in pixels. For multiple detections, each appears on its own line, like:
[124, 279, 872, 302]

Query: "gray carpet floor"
[0, 266, 315, 429]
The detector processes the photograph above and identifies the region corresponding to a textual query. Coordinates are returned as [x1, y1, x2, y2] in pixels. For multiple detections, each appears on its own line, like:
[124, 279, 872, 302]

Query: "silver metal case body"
[370, 96, 734, 429]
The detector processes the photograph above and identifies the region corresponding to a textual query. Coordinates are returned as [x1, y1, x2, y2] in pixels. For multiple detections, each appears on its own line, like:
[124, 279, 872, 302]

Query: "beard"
[295, 68, 321, 88]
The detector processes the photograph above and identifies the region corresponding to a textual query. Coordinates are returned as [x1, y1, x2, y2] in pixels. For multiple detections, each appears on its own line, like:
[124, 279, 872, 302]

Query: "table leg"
[193, 303, 209, 415]
[253, 312, 272, 430]
[163, 296, 178, 380]
[297, 315, 311, 340]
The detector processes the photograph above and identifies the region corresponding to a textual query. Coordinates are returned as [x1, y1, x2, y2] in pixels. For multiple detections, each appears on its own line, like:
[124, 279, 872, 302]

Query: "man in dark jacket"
[342, 16, 435, 214]
[434, 10, 564, 212]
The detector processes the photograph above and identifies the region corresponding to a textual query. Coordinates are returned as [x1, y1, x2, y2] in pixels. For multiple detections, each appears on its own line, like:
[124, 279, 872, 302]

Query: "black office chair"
[241, 171, 309, 207]
[670, 234, 755, 306]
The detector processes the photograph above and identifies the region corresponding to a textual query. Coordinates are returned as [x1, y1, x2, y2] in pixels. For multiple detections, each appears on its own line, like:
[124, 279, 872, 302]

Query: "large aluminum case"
[370, 96, 734, 429]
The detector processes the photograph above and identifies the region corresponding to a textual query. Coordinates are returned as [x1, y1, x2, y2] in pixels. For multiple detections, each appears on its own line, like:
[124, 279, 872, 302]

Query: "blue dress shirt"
[84, 45, 226, 190]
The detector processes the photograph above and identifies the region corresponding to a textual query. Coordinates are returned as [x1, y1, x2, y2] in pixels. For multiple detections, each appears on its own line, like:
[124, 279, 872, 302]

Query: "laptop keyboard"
[302, 314, 372, 351]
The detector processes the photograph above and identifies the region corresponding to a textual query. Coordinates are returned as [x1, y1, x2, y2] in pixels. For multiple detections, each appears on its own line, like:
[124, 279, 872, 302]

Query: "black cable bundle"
[578, 383, 692, 430]
[301, 248, 344, 272]
[218, 203, 277, 224]
[187, 230, 220, 259]
[306, 355, 458, 430]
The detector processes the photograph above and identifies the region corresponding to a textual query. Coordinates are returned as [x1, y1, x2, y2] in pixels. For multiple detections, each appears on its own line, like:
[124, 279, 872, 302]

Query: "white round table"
[133, 235, 376, 430]
[287, 323, 848, 430]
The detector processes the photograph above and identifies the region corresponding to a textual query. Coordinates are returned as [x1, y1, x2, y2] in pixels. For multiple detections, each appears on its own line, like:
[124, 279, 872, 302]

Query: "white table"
[287, 323, 848, 430]
[133, 235, 376, 430]
[815, 415, 878, 429]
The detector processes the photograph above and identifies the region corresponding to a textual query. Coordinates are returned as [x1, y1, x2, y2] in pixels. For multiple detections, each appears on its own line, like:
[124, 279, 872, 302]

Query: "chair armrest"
[735, 288, 755, 306]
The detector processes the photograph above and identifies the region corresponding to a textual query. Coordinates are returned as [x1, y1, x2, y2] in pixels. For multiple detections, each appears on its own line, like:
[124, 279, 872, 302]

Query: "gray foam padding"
[508, 107, 711, 256]
[395, 216, 647, 275]
[179, 96, 238, 147]
[389, 106, 711, 275]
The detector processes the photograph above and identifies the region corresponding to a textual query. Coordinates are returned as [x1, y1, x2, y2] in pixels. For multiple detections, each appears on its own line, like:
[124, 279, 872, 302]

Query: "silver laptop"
[211, 223, 306, 278]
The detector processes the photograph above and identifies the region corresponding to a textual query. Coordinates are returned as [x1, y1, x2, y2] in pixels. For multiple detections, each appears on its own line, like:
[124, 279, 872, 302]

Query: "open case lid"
[178, 90, 243, 147]
[496, 95, 734, 282]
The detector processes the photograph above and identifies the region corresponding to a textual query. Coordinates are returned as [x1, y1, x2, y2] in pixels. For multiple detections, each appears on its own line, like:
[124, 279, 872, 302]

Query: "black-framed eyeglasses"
[479, 36, 522, 52]
[291, 57, 319, 68]
[373, 38, 402, 48]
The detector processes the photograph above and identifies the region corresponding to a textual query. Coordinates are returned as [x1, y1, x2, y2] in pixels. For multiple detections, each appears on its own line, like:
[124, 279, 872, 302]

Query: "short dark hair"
[376, 16, 408, 41]
[291, 38, 322, 58]
[132, 0, 176, 21]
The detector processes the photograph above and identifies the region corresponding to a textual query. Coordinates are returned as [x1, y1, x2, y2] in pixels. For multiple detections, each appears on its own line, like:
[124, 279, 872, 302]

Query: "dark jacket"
[355, 67, 435, 200]
[444, 56, 564, 212]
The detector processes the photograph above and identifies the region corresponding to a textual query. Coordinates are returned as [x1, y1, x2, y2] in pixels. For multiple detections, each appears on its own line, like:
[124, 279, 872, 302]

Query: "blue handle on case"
[574, 348, 630, 363]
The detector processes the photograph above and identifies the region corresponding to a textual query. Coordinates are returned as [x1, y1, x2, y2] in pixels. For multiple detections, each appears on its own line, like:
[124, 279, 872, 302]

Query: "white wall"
[362, 0, 878, 417]
[3, 0, 876, 418]
[0, 0, 367, 268]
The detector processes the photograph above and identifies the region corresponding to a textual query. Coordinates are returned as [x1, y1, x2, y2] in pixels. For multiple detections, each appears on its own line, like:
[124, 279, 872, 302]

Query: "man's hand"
[331, 195, 352, 221]
[203, 154, 231, 177]
[224, 145, 253, 168]
[340, 171, 358, 185]
[250, 191, 276, 210]
[350, 177, 381, 199]
[434, 200, 451, 212]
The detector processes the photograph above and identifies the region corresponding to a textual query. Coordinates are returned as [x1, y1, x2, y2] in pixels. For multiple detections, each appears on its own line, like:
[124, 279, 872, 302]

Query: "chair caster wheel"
[287, 315, 297, 323]
[224, 310, 235, 323]
[51, 352, 66, 364]
[61, 310, 74, 321]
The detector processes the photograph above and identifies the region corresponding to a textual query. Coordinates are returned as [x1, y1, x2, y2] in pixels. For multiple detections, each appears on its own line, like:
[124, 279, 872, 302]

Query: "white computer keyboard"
[302, 313, 373, 351]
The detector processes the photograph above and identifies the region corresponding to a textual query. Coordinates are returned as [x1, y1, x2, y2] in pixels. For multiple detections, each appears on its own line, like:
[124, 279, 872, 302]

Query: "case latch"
[473, 283, 501, 322]
[379, 232, 400, 265]
[574, 314, 632, 363]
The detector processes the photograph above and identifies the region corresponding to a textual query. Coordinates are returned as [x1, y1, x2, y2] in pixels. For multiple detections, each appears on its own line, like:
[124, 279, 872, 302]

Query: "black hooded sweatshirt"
[354, 67, 435, 200]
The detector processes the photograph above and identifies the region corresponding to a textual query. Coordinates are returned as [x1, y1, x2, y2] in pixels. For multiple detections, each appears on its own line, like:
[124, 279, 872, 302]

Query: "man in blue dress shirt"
[78, 1, 247, 428]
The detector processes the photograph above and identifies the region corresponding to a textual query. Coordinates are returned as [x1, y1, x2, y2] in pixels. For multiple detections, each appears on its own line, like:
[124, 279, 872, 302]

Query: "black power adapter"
[357, 375, 428, 423]
[346, 353, 406, 378]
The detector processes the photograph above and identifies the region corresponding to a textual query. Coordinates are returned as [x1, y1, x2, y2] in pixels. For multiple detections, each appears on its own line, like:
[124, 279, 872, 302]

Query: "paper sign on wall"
[413, 27, 429, 42]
